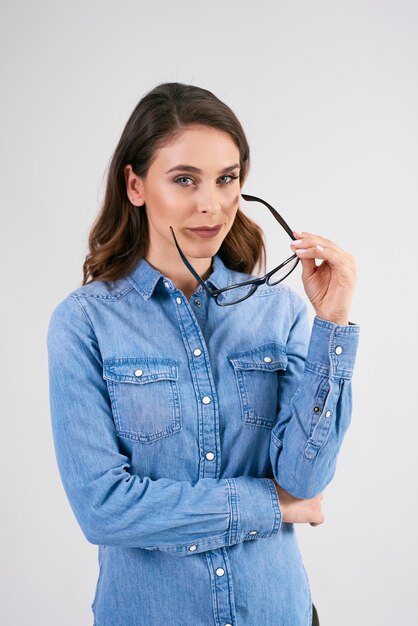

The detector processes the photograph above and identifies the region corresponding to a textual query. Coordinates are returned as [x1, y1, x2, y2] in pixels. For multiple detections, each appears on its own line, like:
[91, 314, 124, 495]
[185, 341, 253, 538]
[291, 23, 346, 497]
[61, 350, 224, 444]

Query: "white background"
[1, 1, 417, 624]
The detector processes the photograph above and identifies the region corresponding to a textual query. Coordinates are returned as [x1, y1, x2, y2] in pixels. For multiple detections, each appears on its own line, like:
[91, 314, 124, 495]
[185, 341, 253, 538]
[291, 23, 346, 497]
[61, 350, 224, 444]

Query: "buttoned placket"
[169, 284, 237, 626]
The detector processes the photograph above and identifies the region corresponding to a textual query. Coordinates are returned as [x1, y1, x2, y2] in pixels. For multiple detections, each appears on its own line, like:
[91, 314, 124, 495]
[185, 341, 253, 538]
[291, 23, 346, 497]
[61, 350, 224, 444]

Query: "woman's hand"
[290, 230, 357, 325]
[274, 480, 325, 526]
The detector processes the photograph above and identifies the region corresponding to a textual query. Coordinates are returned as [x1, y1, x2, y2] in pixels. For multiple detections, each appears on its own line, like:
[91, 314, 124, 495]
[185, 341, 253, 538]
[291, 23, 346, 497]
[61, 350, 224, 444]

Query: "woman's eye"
[174, 176, 194, 186]
[174, 174, 238, 186]
[219, 174, 239, 184]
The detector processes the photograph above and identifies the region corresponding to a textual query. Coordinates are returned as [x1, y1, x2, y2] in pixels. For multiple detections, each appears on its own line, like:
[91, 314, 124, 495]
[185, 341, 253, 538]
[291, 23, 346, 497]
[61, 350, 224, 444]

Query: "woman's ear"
[124, 164, 145, 206]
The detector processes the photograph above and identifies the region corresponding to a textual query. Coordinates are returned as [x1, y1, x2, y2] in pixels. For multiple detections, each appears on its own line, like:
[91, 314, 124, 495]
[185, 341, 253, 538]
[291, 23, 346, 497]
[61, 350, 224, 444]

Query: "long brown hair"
[82, 82, 266, 285]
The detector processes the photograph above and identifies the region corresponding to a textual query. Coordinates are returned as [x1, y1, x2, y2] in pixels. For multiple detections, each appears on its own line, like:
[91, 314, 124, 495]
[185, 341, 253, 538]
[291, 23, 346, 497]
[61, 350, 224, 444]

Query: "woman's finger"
[292, 244, 341, 266]
[292, 249, 317, 279]
[292, 231, 338, 251]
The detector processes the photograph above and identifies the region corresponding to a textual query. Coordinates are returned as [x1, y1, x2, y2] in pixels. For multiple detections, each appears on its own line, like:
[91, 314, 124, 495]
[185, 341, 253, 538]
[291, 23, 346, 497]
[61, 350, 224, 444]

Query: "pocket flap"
[103, 356, 178, 384]
[228, 342, 288, 371]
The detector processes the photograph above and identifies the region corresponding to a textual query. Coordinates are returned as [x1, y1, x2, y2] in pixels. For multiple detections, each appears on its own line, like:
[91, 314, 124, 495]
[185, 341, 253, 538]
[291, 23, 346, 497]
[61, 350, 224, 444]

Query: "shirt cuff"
[225, 476, 282, 544]
[305, 316, 360, 379]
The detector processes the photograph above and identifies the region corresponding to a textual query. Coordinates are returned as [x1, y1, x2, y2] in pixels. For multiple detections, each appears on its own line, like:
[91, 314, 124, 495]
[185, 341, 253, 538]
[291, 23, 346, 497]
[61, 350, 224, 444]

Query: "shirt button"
[325, 410, 331, 417]
[224, 623, 232, 626]
[164, 281, 170, 288]
[248, 530, 258, 535]
[215, 567, 225, 577]
[194, 299, 201, 306]
[313, 406, 321, 413]
[202, 396, 211, 404]
[134, 369, 143, 377]
[188, 544, 197, 552]
[263, 356, 272, 363]
[335, 345, 343, 354]
[193, 348, 202, 357]
[176, 297, 182, 304]
[205, 451, 215, 461]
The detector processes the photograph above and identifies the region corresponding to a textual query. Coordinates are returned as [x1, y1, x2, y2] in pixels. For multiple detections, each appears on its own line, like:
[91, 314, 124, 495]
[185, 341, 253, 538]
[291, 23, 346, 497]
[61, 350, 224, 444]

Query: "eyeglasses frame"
[169, 192, 301, 306]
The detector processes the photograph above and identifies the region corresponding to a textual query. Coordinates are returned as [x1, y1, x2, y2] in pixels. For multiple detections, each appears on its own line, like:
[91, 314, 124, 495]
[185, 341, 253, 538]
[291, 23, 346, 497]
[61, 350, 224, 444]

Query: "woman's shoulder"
[71, 275, 133, 301]
[47, 276, 133, 331]
[53, 275, 134, 309]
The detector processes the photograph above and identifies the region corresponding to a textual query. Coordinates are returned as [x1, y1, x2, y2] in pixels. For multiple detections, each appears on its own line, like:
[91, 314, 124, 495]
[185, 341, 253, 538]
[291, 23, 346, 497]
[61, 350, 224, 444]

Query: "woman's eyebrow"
[165, 163, 240, 174]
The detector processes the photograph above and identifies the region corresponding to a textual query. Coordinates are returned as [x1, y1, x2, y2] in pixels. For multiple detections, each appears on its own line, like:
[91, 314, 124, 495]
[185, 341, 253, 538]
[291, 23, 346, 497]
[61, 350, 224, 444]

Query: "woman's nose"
[195, 187, 223, 214]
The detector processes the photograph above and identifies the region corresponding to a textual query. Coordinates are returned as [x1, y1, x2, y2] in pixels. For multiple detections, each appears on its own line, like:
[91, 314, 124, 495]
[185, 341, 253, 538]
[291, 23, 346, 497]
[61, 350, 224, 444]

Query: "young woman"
[47, 82, 359, 626]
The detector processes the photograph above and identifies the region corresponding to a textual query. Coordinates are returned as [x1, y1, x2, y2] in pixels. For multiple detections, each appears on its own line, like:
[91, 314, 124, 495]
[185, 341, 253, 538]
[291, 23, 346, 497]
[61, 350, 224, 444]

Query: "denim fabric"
[46, 253, 359, 626]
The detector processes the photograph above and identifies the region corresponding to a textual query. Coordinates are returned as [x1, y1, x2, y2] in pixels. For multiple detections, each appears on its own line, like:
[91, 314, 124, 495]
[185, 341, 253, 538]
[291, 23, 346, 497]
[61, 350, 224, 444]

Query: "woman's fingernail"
[293, 230, 303, 236]
[316, 245, 324, 251]
[295, 248, 307, 253]
[291, 239, 303, 245]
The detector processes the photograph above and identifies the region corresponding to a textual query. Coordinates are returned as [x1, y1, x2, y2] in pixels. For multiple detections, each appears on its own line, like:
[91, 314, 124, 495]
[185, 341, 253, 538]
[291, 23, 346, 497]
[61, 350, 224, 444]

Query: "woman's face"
[124, 124, 242, 265]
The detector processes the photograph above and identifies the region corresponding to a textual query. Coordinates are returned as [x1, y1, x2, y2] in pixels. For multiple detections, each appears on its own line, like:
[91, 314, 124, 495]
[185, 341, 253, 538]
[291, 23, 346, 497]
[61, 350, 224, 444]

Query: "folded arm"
[47, 294, 282, 555]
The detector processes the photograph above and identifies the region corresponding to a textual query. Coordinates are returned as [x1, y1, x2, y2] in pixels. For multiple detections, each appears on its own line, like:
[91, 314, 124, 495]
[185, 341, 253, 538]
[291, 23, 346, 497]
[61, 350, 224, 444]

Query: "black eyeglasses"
[169, 193, 300, 306]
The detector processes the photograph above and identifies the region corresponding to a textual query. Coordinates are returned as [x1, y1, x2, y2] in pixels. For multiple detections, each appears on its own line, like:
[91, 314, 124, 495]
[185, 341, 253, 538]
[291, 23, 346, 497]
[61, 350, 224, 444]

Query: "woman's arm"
[47, 294, 282, 556]
[270, 291, 360, 499]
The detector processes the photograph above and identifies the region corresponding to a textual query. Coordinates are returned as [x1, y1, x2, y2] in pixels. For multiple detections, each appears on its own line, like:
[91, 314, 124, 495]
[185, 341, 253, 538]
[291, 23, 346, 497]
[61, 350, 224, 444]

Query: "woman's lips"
[187, 225, 223, 238]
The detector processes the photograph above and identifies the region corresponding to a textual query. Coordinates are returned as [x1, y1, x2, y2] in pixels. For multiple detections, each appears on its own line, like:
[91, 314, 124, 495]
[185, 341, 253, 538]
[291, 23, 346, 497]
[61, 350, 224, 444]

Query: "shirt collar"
[126, 253, 232, 300]
[206, 253, 232, 290]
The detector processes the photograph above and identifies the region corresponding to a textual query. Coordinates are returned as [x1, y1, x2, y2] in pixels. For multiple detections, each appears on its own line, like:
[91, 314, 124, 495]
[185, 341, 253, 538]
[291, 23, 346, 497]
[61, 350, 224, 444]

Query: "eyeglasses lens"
[266, 255, 300, 286]
[216, 282, 258, 306]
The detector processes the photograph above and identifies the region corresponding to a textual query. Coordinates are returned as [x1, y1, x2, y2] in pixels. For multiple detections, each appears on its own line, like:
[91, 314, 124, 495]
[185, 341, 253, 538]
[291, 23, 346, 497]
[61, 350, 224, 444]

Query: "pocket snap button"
[335, 346, 343, 354]
[134, 369, 143, 377]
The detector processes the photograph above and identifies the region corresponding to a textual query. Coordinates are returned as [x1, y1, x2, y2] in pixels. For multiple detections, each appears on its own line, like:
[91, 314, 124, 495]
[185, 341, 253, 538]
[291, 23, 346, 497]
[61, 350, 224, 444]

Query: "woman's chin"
[180, 234, 224, 259]
[184, 242, 222, 260]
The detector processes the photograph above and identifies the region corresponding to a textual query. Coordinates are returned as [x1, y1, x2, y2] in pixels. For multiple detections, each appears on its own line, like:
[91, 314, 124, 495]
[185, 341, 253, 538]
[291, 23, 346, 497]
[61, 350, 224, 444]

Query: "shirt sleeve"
[269, 290, 360, 499]
[46, 294, 281, 556]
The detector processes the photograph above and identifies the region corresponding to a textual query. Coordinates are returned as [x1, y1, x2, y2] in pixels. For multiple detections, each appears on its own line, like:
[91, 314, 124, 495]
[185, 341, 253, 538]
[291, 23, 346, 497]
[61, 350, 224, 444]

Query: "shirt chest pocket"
[228, 342, 288, 429]
[102, 356, 182, 444]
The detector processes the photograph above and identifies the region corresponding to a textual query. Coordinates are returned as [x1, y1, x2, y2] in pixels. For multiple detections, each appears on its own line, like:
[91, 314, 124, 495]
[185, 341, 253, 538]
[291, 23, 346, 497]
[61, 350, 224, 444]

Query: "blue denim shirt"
[46, 253, 359, 626]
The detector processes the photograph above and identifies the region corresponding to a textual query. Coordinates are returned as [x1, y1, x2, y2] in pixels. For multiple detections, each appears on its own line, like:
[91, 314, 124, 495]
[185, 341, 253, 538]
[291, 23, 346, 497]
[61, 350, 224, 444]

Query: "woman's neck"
[145, 249, 213, 299]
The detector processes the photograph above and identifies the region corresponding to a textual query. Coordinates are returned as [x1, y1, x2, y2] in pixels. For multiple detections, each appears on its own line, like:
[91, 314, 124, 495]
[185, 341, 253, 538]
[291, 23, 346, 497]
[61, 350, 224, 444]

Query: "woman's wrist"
[315, 314, 350, 326]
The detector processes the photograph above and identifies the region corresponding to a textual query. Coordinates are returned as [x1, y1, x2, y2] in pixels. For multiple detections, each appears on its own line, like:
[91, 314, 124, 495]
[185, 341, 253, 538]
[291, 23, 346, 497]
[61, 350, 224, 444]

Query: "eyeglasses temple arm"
[240, 193, 297, 240]
[169, 226, 215, 297]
